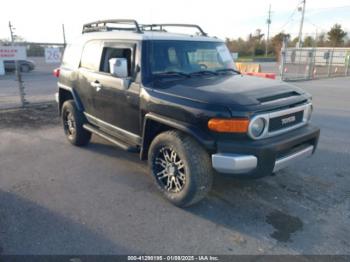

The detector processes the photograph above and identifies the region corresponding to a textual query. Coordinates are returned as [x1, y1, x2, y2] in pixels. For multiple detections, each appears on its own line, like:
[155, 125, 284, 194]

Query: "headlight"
[305, 104, 313, 121]
[249, 117, 266, 138]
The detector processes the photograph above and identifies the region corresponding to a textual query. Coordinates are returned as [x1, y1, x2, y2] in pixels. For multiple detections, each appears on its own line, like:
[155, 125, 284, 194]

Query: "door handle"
[90, 81, 102, 91]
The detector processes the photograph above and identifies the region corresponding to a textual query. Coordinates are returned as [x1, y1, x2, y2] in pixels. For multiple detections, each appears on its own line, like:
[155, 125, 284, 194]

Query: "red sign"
[0, 46, 27, 60]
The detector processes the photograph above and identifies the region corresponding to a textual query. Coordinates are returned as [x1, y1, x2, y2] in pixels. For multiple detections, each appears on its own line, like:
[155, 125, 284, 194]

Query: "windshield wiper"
[153, 71, 190, 78]
[189, 70, 218, 76]
[215, 68, 241, 75]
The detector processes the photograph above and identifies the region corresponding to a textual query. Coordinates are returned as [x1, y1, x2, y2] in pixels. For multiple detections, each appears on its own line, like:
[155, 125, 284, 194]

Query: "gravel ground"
[0, 102, 58, 129]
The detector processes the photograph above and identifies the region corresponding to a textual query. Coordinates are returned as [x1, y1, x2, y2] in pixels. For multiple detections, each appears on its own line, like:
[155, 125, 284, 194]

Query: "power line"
[304, 18, 327, 32]
[278, 0, 304, 32]
[279, 8, 297, 31]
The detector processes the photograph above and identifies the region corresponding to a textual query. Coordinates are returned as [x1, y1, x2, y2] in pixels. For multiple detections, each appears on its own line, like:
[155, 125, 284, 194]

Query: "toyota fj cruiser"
[55, 19, 320, 207]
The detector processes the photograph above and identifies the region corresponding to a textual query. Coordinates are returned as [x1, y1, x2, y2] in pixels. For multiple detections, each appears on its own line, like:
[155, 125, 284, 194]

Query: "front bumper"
[211, 124, 320, 177]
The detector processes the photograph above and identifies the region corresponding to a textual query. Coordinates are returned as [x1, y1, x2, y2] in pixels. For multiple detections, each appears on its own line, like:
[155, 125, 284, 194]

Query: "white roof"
[79, 30, 223, 42]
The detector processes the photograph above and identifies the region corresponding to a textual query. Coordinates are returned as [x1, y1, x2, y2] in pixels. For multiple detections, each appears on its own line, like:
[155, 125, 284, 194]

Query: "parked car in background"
[4, 60, 35, 72]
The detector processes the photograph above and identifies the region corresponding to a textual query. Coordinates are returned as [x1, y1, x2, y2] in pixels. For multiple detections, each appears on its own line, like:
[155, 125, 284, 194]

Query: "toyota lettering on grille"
[281, 115, 296, 125]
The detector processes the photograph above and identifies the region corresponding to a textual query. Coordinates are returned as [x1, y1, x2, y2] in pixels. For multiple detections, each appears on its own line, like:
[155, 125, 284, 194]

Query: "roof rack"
[82, 19, 142, 34]
[141, 24, 208, 36]
[82, 20, 208, 37]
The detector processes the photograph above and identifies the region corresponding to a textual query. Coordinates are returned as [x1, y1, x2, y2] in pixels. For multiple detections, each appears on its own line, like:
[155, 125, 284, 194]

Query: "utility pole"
[297, 0, 306, 48]
[265, 4, 272, 57]
[9, 21, 26, 107]
[62, 24, 67, 48]
[314, 29, 318, 47]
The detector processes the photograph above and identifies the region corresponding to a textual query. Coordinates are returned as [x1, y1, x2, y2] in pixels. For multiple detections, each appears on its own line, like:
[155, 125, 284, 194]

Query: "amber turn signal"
[208, 118, 249, 133]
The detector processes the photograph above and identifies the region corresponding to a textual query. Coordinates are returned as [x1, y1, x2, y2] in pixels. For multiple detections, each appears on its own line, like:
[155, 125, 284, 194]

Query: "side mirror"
[109, 58, 128, 78]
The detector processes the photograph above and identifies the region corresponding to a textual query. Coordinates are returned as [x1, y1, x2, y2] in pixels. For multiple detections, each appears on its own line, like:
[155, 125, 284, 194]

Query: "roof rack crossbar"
[141, 24, 207, 36]
[82, 20, 208, 36]
[82, 19, 142, 34]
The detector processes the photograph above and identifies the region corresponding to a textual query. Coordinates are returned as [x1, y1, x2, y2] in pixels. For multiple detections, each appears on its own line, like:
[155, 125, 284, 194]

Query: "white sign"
[0, 46, 27, 60]
[45, 47, 62, 63]
[0, 46, 27, 76]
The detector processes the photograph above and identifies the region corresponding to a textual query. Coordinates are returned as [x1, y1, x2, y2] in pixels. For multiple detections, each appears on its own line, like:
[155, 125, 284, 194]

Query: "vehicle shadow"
[0, 190, 136, 254]
[80, 132, 349, 253]
[83, 136, 148, 171]
[183, 145, 349, 251]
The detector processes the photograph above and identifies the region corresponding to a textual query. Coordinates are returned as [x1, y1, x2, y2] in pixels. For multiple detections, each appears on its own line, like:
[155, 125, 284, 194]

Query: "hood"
[152, 74, 308, 112]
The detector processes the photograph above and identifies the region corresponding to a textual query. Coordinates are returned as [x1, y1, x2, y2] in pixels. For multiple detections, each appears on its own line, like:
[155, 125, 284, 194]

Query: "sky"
[0, 0, 349, 43]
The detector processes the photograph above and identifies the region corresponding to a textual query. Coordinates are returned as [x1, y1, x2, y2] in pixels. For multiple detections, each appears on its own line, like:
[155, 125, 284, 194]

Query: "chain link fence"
[0, 43, 63, 109]
[280, 47, 350, 81]
[2, 44, 350, 109]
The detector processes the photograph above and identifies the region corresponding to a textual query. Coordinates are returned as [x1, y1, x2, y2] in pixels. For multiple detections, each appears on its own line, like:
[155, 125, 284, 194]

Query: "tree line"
[1, 23, 348, 58]
[225, 24, 349, 58]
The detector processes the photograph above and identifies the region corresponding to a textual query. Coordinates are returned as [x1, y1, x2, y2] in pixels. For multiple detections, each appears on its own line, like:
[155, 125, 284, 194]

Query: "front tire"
[61, 100, 91, 146]
[148, 130, 213, 207]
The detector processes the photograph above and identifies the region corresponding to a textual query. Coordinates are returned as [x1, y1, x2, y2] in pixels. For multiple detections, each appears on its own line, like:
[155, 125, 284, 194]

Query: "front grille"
[268, 110, 304, 132]
[248, 102, 312, 140]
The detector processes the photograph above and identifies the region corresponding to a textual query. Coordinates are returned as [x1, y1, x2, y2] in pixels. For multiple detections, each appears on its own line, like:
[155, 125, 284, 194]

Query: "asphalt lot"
[0, 72, 349, 254]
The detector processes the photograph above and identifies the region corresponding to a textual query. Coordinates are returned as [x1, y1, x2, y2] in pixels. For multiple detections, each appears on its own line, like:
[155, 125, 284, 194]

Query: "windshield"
[143, 40, 236, 80]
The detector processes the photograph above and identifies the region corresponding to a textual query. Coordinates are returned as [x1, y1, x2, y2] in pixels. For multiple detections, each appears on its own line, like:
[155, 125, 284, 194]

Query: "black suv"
[55, 20, 320, 207]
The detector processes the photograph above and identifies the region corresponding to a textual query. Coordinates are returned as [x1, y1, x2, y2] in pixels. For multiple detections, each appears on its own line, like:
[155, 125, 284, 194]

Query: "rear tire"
[148, 130, 213, 207]
[61, 100, 91, 146]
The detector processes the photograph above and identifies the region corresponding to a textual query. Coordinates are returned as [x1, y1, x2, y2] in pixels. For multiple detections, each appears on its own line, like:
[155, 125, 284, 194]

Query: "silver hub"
[154, 146, 186, 193]
[64, 111, 76, 137]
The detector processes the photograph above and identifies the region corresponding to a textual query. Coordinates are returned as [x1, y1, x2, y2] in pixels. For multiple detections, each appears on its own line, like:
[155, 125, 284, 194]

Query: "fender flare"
[140, 112, 215, 160]
[58, 83, 84, 113]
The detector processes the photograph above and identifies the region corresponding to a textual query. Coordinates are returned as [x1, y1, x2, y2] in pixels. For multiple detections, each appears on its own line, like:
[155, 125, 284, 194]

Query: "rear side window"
[62, 43, 82, 69]
[80, 41, 102, 71]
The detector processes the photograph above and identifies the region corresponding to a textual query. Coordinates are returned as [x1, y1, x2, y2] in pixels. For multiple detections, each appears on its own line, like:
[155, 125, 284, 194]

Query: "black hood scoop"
[257, 91, 301, 104]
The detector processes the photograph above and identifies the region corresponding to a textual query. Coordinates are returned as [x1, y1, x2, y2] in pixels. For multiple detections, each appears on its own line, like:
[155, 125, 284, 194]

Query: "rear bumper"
[54, 92, 59, 103]
[211, 124, 320, 177]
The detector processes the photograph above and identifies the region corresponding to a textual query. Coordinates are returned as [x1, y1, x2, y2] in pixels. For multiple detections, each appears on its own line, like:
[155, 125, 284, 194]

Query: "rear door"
[76, 40, 103, 117]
